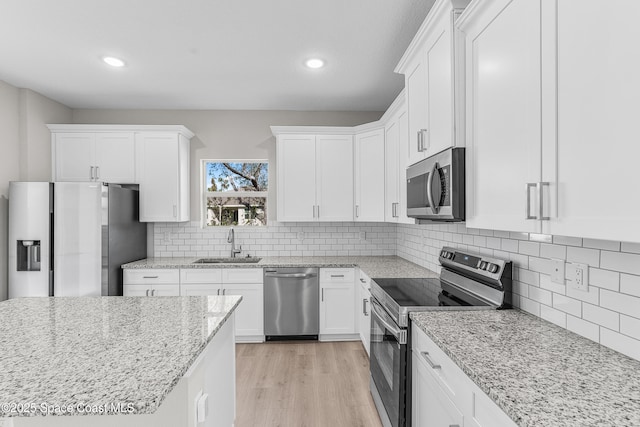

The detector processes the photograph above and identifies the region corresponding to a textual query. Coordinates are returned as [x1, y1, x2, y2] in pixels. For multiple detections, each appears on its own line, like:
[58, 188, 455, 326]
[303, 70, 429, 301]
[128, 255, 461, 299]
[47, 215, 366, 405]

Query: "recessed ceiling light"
[103, 56, 125, 67]
[305, 58, 325, 69]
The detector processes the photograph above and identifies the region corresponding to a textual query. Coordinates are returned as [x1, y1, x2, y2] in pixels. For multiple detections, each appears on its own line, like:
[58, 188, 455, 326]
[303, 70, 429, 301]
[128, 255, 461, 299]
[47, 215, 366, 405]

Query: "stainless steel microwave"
[406, 147, 465, 221]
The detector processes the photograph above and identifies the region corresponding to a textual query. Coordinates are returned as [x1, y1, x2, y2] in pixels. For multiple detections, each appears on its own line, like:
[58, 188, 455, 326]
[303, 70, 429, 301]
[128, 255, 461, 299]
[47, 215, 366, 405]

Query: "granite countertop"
[121, 256, 439, 279]
[0, 296, 241, 417]
[410, 310, 640, 427]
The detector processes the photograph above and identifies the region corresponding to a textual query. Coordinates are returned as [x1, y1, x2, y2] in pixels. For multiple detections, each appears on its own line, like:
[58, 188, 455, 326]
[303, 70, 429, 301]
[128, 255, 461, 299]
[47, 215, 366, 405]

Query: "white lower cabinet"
[319, 268, 357, 340]
[179, 268, 264, 343]
[357, 269, 371, 356]
[412, 325, 517, 427]
[123, 269, 180, 296]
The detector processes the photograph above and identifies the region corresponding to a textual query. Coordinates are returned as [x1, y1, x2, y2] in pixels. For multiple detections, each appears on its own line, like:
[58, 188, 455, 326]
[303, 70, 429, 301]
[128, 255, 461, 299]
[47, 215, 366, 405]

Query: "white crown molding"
[395, 0, 471, 74]
[46, 124, 195, 138]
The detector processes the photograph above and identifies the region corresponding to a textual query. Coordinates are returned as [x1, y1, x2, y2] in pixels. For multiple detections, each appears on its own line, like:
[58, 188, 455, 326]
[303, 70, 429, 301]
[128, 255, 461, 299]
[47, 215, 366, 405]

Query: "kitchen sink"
[193, 257, 262, 264]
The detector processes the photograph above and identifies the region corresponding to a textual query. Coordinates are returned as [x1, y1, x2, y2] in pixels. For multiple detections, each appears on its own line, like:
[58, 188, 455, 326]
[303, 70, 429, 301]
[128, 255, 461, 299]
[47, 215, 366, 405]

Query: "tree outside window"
[203, 161, 268, 226]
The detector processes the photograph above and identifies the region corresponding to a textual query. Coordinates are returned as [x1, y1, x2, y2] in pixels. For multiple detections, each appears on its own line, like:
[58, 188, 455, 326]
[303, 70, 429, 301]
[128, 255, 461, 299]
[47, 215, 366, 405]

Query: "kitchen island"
[0, 295, 241, 427]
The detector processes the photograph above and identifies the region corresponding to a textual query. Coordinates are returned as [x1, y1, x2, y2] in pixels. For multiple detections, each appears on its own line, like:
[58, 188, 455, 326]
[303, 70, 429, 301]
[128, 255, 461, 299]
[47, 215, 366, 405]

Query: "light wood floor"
[236, 341, 383, 427]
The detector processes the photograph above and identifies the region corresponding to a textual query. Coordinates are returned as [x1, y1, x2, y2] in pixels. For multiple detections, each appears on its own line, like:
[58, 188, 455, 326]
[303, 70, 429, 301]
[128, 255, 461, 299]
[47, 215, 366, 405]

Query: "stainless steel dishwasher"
[264, 267, 319, 341]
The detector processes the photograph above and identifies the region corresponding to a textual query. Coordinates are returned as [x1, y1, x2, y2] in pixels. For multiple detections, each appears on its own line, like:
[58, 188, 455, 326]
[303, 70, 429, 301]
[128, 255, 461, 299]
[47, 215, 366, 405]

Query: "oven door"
[370, 296, 407, 427]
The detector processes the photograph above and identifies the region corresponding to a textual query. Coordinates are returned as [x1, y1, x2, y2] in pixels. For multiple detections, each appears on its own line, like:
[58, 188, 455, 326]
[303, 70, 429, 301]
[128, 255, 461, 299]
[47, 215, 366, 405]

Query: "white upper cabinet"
[274, 128, 353, 222]
[50, 127, 135, 183]
[460, 0, 640, 242]
[458, 0, 542, 234]
[544, 0, 640, 242]
[384, 92, 415, 224]
[137, 129, 192, 222]
[355, 128, 385, 222]
[396, 0, 470, 167]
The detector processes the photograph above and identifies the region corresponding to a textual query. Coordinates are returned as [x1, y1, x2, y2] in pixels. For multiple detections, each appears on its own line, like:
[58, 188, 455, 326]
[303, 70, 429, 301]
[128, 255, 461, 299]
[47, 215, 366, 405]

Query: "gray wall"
[0, 81, 72, 300]
[72, 109, 382, 220]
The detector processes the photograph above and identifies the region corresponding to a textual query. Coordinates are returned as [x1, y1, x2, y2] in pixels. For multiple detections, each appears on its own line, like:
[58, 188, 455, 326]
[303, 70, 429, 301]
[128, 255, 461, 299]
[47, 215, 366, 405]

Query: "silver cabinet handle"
[360, 278, 366, 283]
[317, 205, 320, 218]
[539, 182, 550, 220]
[173, 205, 177, 218]
[90, 166, 94, 181]
[417, 131, 422, 152]
[143, 276, 158, 279]
[362, 298, 369, 315]
[355, 205, 360, 218]
[145, 289, 149, 296]
[321, 288, 324, 302]
[217, 289, 220, 295]
[421, 351, 441, 370]
[95, 166, 100, 180]
[222, 289, 226, 295]
[330, 274, 344, 278]
[265, 272, 317, 279]
[392, 202, 399, 218]
[526, 183, 538, 219]
[151, 289, 156, 296]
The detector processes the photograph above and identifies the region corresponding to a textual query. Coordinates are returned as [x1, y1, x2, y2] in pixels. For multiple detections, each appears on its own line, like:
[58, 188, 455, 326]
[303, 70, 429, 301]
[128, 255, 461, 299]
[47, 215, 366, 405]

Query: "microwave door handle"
[426, 162, 440, 215]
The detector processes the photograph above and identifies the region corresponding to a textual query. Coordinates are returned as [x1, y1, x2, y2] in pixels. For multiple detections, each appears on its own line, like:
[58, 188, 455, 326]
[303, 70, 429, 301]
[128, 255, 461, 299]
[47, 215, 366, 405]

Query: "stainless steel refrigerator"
[8, 182, 147, 297]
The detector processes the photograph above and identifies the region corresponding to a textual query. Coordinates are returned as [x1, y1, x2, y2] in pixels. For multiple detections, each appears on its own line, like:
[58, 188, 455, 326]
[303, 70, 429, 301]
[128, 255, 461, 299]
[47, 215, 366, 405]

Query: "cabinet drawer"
[412, 326, 467, 406]
[123, 269, 179, 284]
[180, 268, 223, 284]
[222, 268, 263, 284]
[320, 268, 355, 283]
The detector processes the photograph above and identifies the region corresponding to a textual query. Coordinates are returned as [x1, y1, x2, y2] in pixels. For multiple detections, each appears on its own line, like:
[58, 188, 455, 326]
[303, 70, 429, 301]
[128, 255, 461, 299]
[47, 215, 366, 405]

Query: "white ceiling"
[0, 0, 435, 111]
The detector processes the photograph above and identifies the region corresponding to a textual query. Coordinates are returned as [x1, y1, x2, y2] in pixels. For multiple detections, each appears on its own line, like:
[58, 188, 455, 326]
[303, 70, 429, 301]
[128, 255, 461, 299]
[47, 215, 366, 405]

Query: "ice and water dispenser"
[16, 240, 42, 271]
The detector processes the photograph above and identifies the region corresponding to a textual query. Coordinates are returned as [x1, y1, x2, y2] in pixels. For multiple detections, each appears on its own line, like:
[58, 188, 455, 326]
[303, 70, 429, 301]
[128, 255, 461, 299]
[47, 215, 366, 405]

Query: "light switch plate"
[550, 259, 565, 284]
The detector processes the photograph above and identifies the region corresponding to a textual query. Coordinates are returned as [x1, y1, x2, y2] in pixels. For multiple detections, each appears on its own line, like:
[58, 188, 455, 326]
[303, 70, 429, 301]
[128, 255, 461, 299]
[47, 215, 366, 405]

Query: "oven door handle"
[371, 298, 406, 344]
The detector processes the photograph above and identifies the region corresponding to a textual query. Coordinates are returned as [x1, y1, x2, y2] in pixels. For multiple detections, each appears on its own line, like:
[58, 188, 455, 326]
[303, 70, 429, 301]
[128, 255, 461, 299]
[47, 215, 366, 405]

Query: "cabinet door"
[385, 119, 400, 222]
[152, 284, 180, 296]
[359, 283, 371, 356]
[94, 133, 136, 183]
[412, 351, 464, 427]
[316, 135, 354, 221]
[137, 133, 181, 222]
[224, 283, 264, 338]
[123, 284, 151, 296]
[320, 283, 356, 335]
[276, 135, 317, 221]
[424, 14, 454, 157]
[545, 0, 640, 242]
[53, 133, 95, 181]
[406, 58, 428, 166]
[463, 0, 542, 233]
[354, 129, 385, 222]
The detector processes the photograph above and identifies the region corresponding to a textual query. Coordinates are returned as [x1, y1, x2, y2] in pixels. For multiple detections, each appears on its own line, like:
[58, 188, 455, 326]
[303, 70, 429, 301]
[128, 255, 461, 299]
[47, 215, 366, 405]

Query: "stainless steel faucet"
[227, 228, 242, 258]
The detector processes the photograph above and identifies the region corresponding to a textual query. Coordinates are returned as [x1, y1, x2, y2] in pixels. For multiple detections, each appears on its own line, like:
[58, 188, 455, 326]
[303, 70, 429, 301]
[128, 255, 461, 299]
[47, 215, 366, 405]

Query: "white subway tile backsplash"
[589, 268, 620, 292]
[601, 251, 640, 276]
[620, 274, 640, 298]
[529, 286, 553, 306]
[620, 315, 640, 341]
[553, 235, 583, 247]
[583, 238, 620, 252]
[621, 242, 640, 254]
[539, 274, 566, 295]
[519, 241, 540, 257]
[519, 297, 541, 316]
[600, 328, 640, 361]
[600, 289, 640, 320]
[540, 305, 567, 328]
[566, 285, 599, 305]
[566, 246, 600, 267]
[529, 233, 552, 243]
[553, 294, 582, 317]
[540, 243, 567, 260]
[567, 315, 599, 342]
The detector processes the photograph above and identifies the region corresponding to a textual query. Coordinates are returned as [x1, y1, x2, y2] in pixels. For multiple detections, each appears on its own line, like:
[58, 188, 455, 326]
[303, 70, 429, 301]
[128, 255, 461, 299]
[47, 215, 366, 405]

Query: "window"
[202, 160, 268, 226]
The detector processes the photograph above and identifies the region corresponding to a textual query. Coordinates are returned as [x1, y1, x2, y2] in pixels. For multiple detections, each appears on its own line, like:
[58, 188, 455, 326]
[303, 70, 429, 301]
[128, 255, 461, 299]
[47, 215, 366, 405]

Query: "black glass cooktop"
[372, 277, 492, 308]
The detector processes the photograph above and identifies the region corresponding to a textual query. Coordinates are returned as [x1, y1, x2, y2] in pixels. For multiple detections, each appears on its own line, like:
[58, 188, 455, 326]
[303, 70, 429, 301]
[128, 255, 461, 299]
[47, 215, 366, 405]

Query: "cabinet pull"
[355, 205, 360, 218]
[145, 289, 149, 296]
[421, 352, 441, 370]
[539, 182, 550, 220]
[222, 289, 226, 295]
[143, 276, 158, 279]
[95, 166, 100, 180]
[417, 131, 423, 152]
[525, 183, 538, 220]
[217, 289, 220, 296]
[360, 278, 366, 283]
[363, 298, 369, 315]
[173, 205, 177, 218]
[421, 129, 429, 152]
[321, 288, 324, 302]
[317, 205, 320, 218]
[331, 275, 344, 278]
[312, 205, 316, 218]
[90, 166, 94, 181]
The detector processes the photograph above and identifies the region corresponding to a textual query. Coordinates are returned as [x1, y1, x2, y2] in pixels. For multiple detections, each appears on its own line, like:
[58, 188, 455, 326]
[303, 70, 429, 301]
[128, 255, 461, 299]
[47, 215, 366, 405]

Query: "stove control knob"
[479, 261, 488, 270]
[487, 263, 499, 274]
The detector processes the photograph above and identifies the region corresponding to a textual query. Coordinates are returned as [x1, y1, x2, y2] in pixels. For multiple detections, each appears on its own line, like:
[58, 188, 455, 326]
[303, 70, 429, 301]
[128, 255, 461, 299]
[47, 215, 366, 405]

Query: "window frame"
[200, 159, 269, 228]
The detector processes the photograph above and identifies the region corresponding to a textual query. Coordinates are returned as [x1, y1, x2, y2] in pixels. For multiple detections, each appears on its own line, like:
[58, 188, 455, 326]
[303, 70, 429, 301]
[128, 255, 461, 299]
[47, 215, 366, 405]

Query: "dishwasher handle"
[264, 272, 318, 279]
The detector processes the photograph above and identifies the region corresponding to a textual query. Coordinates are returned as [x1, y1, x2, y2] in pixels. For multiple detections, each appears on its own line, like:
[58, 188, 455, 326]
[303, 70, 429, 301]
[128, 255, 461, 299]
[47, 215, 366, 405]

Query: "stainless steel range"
[369, 247, 513, 427]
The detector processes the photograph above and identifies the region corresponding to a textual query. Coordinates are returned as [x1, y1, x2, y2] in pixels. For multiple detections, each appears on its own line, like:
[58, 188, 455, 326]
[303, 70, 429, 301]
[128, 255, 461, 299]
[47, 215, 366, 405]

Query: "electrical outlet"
[569, 263, 589, 291]
[162, 231, 171, 244]
[550, 259, 565, 284]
